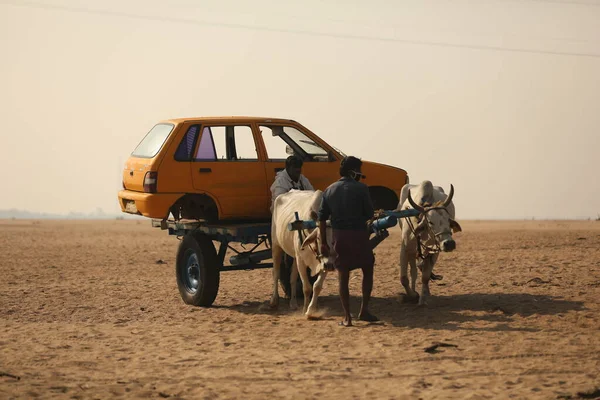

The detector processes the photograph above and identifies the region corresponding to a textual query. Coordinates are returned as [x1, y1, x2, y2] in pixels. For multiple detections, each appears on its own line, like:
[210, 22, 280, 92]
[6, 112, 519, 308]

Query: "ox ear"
[450, 219, 462, 233]
[301, 229, 319, 250]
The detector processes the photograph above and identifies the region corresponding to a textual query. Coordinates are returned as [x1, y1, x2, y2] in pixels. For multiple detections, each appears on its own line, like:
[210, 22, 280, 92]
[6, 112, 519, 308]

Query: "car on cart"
[118, 117, 408, 222]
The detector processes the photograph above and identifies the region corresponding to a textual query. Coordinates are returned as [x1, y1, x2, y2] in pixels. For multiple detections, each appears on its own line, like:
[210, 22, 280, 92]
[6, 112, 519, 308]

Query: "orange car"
[118, 117, 408, 222]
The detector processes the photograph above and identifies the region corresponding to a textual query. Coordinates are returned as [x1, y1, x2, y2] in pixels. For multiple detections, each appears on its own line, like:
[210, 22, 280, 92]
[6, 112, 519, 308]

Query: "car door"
[191, 124, 268, 220]
[258, 124, 340, 195]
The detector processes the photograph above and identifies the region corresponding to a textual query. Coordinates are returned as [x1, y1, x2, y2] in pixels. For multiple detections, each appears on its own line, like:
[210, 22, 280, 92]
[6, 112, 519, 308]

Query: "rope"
[405, 210, 443, 260]
[299, 225, 322, 260]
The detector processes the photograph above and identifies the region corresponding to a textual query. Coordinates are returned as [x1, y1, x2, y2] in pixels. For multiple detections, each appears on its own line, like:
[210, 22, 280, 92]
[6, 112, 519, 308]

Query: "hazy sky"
[1, 0, 599, 219]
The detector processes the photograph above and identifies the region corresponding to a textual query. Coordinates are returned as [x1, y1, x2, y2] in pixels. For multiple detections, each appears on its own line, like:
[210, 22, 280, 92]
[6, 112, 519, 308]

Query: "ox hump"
[273, 190, 323, 221]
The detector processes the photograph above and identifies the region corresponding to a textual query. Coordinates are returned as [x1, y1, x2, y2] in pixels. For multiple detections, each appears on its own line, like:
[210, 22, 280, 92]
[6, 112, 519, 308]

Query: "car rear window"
[131, 123, 175, 158]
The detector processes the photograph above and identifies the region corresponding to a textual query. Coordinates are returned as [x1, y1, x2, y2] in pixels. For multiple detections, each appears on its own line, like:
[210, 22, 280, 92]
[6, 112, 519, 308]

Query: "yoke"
[286, 208, 421, 249]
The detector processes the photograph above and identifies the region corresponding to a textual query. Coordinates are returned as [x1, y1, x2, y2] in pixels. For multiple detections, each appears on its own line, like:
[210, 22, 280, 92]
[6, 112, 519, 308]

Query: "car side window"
[174, 125, 200, 161]
[194, 125, 258, 161]
[195, 126, 225, 160]
[260, 126, 291, 160]
[233, 126, 259, 160]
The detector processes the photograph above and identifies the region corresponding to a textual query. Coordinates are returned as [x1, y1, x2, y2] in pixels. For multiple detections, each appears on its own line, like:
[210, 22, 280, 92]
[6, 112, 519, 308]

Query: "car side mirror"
[285, 145, 294, 155]
[328, 151, 336, 162]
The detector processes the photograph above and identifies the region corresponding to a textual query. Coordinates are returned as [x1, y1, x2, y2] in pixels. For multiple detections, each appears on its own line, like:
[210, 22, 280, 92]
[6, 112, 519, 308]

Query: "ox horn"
[442, 184, 455, 208]
[407, 189, 425, 213]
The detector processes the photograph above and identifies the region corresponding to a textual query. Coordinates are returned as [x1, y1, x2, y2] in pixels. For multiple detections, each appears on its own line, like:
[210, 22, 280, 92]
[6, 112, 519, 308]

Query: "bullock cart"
[152, 208, 419, 307]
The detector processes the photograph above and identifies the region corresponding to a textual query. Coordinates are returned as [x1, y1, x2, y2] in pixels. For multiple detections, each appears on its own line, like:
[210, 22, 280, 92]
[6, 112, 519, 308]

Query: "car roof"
[161, 116, 297, 124]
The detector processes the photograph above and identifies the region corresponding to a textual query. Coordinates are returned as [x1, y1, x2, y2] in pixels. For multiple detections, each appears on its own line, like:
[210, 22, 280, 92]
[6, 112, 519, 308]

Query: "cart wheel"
[279, 254, 317, 299]
[176, 234, 220, 307]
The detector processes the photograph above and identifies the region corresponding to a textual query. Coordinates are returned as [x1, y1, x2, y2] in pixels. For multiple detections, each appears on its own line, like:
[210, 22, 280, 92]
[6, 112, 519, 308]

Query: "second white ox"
[270, 189, 335, 317]
[397, 180, 462, 305]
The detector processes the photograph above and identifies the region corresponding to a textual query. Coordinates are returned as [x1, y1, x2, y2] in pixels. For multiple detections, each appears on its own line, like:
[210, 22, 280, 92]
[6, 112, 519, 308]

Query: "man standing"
[270, 155, 314, 213]
[318, 156, 377, 326]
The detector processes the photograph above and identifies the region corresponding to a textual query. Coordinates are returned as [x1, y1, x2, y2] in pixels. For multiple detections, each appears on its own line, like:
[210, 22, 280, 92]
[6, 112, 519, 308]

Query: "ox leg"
[419, 256, 433, 306]
[429, 253, 443, 280]
[409, 257, 418, 293]
[289, 258, 299, 310]
[296, 258, 313, 314]
[400, 246, 419, 299]
[270, 245, 283, 309]
[306, 271, 328, 318]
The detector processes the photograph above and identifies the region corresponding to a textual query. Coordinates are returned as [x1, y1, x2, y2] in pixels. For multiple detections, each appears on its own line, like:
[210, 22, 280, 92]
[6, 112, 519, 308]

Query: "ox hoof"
[306, 313, 322, 320]
[269, 297, 279, 309]
[289, 300, 299, 311]
[399, 293, 420, 304]
[306, 304, 321, 319]
[418, 293, 430, 307]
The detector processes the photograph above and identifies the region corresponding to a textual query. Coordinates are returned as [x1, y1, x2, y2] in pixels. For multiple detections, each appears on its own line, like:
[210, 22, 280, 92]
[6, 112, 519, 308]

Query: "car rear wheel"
[176, 233, 220, 306]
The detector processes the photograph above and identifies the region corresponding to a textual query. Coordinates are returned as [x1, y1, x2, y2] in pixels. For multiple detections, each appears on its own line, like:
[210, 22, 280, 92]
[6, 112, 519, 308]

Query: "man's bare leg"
[338, 268, 352, 326]
[359, 264, 378, 322]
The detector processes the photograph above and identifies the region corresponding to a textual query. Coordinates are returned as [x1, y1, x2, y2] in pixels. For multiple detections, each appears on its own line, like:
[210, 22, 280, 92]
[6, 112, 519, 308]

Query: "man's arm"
[318, 220, 328, 256]
[317, 191, 331, 222]
[363, 185, 375, 219]
[302, 176, 314, 191]
[270, 176, 291, 202]
[272, 184, 289, 200]
[318, 192, 331, 256]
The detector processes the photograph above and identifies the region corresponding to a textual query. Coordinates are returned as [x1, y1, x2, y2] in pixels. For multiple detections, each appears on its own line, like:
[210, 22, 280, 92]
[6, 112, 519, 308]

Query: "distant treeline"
[0, 209, 143, 220]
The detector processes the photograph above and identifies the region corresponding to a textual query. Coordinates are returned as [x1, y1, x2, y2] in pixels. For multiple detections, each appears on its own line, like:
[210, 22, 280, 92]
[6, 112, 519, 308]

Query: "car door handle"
[199, 168, 212, 173]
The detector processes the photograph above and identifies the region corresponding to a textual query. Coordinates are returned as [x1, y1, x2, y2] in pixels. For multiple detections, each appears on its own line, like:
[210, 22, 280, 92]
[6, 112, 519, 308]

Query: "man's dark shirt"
[318, 177, 374, 230]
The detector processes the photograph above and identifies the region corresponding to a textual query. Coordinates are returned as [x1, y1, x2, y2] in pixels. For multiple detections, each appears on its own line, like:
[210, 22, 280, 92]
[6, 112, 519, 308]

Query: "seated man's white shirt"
[270, 169, 314, 213]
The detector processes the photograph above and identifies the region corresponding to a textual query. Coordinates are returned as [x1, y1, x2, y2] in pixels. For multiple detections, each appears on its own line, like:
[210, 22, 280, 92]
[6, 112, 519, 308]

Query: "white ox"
[397, 180, 462, 305]
[269, 189, 335, 318]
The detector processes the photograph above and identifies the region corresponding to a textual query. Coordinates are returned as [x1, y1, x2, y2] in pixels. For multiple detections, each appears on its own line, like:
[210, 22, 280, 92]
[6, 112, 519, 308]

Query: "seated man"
[270, 155, 314, 213]
[270, 155, 314, 296]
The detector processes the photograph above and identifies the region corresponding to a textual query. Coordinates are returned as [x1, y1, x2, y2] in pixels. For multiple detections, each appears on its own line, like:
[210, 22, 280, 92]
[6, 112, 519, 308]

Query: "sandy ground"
[1, 219, 599, 399]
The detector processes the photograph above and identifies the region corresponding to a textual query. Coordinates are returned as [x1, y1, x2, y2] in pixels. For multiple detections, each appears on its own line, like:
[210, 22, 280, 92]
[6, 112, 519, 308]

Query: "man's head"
[285, 155, 304, 182]
[340, 156, 365, 181]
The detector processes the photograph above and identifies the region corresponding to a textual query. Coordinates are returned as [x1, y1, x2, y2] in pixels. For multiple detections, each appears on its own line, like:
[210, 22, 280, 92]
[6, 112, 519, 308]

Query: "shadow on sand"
[377, 292, 585, 332]
[217, 292, 585, 332]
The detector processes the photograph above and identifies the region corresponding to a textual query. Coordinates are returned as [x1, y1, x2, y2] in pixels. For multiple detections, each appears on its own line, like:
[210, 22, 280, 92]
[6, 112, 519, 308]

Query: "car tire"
[176, 233, 220, 307]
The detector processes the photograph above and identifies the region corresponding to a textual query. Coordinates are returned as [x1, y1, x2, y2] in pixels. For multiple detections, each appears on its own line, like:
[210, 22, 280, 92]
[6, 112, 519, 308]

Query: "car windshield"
[132, 123, 174, 158]
[282, 127, 328, 156]
[332, 146, 346, 158]
[261, 125, 336, 161]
